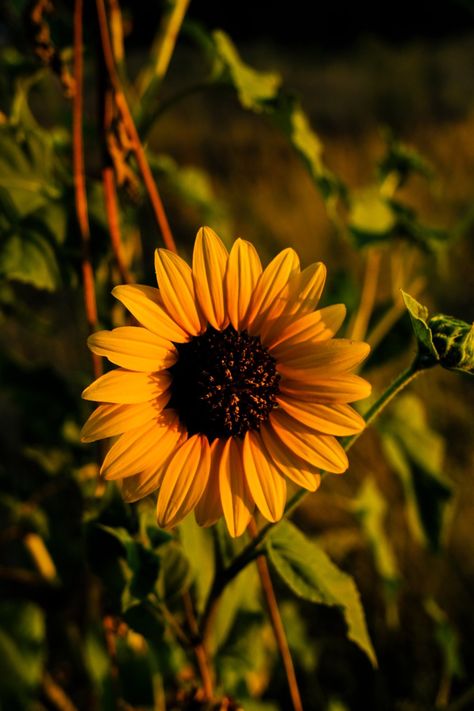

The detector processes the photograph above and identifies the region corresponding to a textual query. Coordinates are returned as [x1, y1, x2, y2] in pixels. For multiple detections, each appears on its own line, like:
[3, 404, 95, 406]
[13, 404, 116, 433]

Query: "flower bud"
[428, 315, 474, 375]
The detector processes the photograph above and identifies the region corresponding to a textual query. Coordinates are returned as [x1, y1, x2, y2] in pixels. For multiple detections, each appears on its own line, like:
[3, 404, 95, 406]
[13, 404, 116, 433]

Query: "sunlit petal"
[193, 226, 229, 329]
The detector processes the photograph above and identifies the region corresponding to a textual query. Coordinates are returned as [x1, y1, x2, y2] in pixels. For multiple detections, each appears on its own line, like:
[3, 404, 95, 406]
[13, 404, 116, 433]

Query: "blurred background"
[0, 1, 473, 709]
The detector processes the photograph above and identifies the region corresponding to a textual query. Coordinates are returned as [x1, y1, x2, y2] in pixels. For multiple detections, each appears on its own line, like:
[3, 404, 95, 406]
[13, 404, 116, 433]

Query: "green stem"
[200, 359, 424, 638]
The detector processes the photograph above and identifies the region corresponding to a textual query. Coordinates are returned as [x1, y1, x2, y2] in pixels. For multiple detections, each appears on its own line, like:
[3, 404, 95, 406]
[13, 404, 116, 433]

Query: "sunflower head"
[81, 227, 371, 536]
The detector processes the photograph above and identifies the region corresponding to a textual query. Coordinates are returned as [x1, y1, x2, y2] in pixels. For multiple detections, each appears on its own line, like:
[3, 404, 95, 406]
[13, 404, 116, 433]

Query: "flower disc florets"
[168, 326, 280, 440]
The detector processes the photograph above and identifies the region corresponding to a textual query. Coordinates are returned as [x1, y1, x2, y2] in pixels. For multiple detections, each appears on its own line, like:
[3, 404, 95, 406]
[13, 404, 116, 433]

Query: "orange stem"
[73, 0, 102, 379]
[95, 0, 177, 253]
[248, 518, 304, 711]
[102, 166, 132, 284]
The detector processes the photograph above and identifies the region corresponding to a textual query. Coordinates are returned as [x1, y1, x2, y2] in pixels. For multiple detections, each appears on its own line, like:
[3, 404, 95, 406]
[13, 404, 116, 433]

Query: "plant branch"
[95, 0, 177, 253]
[248, 518, 304, 711]
[73, 0, 102, 379]
[102, 166, 132, 284]
[201, 359, 425, 619]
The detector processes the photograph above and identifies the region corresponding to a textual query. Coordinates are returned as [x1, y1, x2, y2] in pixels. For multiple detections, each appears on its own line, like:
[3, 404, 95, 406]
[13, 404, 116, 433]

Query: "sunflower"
[81, 227, 371, 536]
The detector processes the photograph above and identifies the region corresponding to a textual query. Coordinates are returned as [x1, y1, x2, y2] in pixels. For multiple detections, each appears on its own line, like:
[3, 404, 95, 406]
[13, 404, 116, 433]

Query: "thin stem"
[95, 0, 177, 253]
[248, 519, 304, 711]
[349, 249, 381, 342]
[182, 591, 214, 701]
[201, 359, 425, 618]
[102, 166, 132, 284]
[73, 0, 102, 379]
[137, 0, 190, 99]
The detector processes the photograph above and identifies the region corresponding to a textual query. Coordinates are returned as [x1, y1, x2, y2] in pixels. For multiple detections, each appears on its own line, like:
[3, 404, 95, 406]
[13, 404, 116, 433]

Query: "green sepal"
[428, 314, 474, 375]
[401, 290, 439, 368]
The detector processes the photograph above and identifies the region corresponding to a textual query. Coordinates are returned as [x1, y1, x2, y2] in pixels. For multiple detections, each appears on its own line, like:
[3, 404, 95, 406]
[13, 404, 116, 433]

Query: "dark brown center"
[168, 326, 280, 440]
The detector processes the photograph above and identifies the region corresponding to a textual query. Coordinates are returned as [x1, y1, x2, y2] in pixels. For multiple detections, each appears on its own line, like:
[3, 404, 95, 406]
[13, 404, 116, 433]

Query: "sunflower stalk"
[199, 357, 425, 635]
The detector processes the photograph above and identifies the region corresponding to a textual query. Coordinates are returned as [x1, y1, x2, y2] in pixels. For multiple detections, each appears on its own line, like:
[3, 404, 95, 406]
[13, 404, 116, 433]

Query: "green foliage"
[379, 394, 451, 550]
[0, 3, 472, 709]
[352, 478, 400, 592]
[0, 81, 68, 291]
[266, 520, 377, 666]
[0, 602, 45, 706]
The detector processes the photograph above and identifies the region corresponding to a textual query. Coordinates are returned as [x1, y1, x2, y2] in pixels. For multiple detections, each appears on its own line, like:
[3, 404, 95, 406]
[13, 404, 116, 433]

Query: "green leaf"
[349, 187, 396, 246]
[156, 541, 192, 601]
[0, 602, 45, 702]
[424, 599, 464, 679]
[266, 520, 377, 666]
[212, 30, 281, 111]
[179, 516, 215, 613]
[401, 290, 439, 366]
[98, 525, 161, 602]
[379, 394, 452, 550]
[209, 31, 343, 203]
[0, 230, 60, 291]
[378, 130, 434, 187]
[352, 478, 400, 589]
[270, 96, 345, 201]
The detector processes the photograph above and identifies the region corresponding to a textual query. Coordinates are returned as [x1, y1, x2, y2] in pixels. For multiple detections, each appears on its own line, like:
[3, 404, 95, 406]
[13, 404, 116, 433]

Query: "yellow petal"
[82, 369, 171, 404]
[243, 248, 300, 333]
[154, 248, 204, 335]
[277, 339, 371, 379]
[156, 435, 211, 529]
[242, 431, 286, 522]
[280, 373, 371, 403]
[101, 411, 184, 480]
[269, 409, 348, 473]
[219, 437, 254, 538]
[259, 423, 321, 491]
[265, 304, 346, 352]
[276, 397, 365, 435]
[192, 226, 229, 330]
[112, 284, 189, 342]
[195, 439, 224, 527]
[121, 429, 187, 502]
[286, 262, 327, 316]
[225, 238, 262, 331]
[88, 327, 177, 372]
[81, 399, 168, 443]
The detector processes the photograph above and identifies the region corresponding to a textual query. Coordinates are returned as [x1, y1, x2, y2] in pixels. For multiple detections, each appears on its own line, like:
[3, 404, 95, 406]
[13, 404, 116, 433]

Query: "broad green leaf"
[212, 30, 281, 111]
[352, 478, 400, 589]
[0, 231, 60, 291]
[266, 520, 377, 666]
[0, 124, 62, 217]
[401, 290, 439, 366]
[379, 394, 452, 550]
